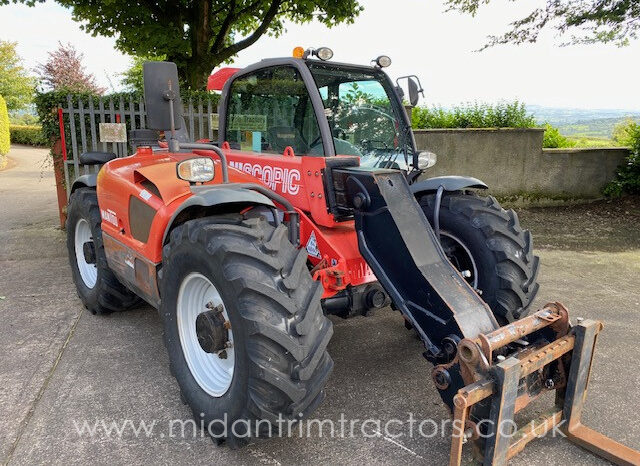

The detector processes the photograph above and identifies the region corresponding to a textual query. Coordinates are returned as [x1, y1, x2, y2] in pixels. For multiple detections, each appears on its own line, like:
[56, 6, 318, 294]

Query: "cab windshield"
[307, 62, 413, 170]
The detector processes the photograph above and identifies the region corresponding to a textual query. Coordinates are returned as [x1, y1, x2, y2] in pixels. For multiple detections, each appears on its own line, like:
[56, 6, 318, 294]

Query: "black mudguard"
[70, 174, 98, 196]
[162, 185, 276, 245]
[410, 175, 488, 195]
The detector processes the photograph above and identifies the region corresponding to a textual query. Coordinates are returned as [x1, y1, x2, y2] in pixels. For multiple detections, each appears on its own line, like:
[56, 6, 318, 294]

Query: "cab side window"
[225, 66, 325, 156]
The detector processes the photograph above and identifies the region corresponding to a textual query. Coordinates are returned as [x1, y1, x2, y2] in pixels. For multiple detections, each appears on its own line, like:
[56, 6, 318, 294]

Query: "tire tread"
[159, 215, 333, 443]
[419, 192, 540, 322]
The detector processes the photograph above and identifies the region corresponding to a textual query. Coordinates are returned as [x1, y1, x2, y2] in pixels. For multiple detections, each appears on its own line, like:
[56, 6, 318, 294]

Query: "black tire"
[419, 192, 540, 324]
[66, 187, 140, 315]
[159, 215, 334, 446]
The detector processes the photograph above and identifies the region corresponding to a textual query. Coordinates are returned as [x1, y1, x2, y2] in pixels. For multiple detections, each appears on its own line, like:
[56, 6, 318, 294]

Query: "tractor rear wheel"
[419, 192, 540, 324]
[66, 187, 140, 315]
[158, 215, 333, 446]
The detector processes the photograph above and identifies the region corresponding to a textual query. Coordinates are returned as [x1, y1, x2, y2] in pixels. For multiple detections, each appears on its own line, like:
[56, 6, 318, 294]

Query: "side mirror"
[407, 77, 420, 107]
[143, 61, 183, 131]
[396, 75, 424, 107]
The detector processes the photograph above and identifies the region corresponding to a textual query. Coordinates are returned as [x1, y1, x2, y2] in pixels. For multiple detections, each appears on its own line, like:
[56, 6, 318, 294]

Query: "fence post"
[188, 98, 195, 140]
[198, 98, 204, 140]
[67, 94, 80, 181]
[207, 99, 213, 141]
[51, 138, 68, 229]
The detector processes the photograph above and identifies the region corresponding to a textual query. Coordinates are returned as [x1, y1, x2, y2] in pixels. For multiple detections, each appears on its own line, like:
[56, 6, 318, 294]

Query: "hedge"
[412, 101, 537, 129]
[0, 95, 9, 156]
[35, 89, 220, 145]
[9, 125, 48, 146]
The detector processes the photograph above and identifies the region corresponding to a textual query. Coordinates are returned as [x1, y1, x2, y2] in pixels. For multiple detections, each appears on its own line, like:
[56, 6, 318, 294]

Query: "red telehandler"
[66, 48, 639, 464]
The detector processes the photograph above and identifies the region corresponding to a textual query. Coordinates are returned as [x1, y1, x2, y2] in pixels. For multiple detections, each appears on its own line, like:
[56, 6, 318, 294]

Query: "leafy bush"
[542, 124, 576, 148]
[565, 136, 616, 148]
[0, 95, 10, 155]
[10, 125, 48, 146]
[120, 55, 167, 92]
[604, 122, 640, 197]
[9, 112, 39, 125]
[612, 117, 639, 146]
[412, 101, 536, 129]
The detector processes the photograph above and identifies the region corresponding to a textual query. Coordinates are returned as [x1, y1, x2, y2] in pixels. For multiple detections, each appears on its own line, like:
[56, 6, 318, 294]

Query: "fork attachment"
[447, 307, 640, 465]
[329, 166, 640, 465]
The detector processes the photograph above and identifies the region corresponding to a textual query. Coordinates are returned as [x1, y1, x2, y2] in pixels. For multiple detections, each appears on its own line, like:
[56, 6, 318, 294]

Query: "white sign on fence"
[210, 113, 219, 130]
[99, 123, 127, 143]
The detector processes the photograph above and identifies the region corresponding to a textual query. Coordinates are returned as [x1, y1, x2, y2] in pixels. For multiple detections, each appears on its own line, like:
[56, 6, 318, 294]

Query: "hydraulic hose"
[230, 183, 300, 247]
[434, 184, 444, 242]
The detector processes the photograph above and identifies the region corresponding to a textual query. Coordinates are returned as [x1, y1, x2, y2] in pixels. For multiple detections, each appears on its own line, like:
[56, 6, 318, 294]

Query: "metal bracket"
[448, 318, 640, 465]
[563, 321, 640, 465]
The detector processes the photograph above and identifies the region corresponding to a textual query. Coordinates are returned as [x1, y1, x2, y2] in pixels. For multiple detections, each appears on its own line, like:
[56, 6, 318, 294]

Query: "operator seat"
[266, 126, 307, 154]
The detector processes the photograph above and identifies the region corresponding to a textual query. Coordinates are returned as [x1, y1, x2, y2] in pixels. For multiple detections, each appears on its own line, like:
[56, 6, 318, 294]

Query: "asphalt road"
[1, 146, 639, 465]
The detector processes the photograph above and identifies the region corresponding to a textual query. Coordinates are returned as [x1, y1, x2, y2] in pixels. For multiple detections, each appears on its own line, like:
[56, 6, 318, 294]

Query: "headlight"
[417, 151, 437, 170]
[177, 157, 214, 182]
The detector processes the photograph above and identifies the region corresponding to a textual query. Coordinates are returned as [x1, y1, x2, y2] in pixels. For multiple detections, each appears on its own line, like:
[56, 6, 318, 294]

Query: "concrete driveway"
[1, 146, 639, 465]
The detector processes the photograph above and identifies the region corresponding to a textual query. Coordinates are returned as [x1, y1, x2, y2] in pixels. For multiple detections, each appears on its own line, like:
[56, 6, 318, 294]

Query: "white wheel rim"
[440, 231, 479, 289]
[177, 272, 234, 397]
[74, 218, 98, 289]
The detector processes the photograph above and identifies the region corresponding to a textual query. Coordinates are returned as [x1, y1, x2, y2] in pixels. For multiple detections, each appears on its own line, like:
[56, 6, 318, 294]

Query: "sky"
[1, 0, 639, 110]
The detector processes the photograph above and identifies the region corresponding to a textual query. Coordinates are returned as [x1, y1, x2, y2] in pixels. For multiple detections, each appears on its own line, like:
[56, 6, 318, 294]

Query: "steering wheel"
[309, 135, 322, 150]
[361, 139, 390, 151]
[309, 124, 347, 150]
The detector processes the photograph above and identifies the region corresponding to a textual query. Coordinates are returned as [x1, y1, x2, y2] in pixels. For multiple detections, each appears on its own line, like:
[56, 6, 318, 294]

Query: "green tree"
[4, 0, 363, 89]
[120, 55, 166, 93]
[542, 123, 576, 148]
[0, 95, 10, 155]
[0, 40, 35, 111]
[445, 0, 640, 48]
[613, 117, 640, 146]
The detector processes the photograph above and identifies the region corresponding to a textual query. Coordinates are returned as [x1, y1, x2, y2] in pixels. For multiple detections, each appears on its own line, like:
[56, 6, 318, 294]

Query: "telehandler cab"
[66, 49, 640, 464]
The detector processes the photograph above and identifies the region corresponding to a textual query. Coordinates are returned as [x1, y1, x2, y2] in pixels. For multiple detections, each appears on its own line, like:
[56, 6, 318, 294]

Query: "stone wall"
[413, 128, 629, 199]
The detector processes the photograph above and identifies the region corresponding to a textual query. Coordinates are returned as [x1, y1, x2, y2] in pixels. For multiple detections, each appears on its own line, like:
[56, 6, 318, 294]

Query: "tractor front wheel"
[419, 192, 540, 324]
[158, 215, 333, 446]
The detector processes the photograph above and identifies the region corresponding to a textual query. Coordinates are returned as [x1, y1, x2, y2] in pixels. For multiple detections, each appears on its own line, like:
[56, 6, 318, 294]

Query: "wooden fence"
[59, 94, 218, 195]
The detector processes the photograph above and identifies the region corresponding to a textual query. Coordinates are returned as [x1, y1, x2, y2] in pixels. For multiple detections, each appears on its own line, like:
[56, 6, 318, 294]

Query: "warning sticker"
[139, 189, 152, 201]
[306, 231, 321, 259]
[101, 208, 118, 227]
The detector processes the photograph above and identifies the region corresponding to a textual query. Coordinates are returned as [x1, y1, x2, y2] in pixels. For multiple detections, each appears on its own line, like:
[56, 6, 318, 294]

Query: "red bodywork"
[97, 145, 376, 304]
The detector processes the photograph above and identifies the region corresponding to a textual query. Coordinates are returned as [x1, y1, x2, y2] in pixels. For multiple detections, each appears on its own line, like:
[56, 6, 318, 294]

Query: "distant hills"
[527, 105, 640, 140]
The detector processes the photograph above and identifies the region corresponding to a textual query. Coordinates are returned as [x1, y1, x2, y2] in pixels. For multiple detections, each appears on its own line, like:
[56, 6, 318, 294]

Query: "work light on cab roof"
[374, 55, 392, 68]
[293, 46, 334, 60]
